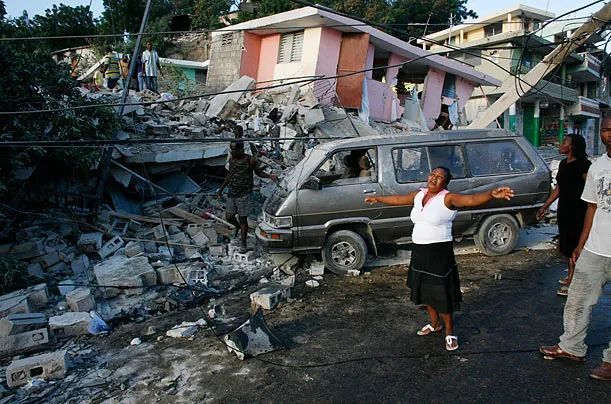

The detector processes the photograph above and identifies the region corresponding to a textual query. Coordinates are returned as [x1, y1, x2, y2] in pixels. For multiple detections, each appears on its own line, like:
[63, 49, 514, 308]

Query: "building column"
[558, 105, 565, 143]
[509, 103, 517, 132]
[534, 100, 541, 147]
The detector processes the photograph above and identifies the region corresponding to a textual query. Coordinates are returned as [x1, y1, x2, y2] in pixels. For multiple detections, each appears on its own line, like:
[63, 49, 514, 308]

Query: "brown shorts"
[226, 193, 253, 217]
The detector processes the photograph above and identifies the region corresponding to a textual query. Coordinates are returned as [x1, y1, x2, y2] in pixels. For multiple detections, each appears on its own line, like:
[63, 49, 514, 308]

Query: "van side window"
[428, 145, 467, 179]
[466, 141, 534, 176]
[392, 147, 429, 183]
[315, 148, 377, 186]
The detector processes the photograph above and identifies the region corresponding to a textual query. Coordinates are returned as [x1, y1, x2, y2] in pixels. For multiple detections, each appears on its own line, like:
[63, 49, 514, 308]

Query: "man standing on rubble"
[142, 41, 162, 93]
[539, 115, 611, 381]
[102, 46, 120, 89]
[217, 141, 277, 252]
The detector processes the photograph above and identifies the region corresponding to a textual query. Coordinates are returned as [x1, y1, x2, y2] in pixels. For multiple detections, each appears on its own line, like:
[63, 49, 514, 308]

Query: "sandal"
[445, 335, 459, 351]
[539, 345, 585, 361]
[417, 323, 442, 336]
[558, 277, 569, 285]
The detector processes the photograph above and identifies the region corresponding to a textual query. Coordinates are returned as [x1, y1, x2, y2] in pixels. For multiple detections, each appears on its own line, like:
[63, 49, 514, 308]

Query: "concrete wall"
[206, 32, 245, 92]
[314, 27, 342, 104]
[421, 67, 446, 129]
[273, 28, 322, 81]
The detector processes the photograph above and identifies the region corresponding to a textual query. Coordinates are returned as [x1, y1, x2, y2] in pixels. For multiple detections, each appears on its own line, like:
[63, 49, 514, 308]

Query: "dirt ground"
[27, 248, 610, 403]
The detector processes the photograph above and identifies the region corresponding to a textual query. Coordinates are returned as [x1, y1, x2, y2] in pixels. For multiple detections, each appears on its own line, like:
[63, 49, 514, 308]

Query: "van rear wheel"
[474, 214, 519, 256]
[322, 230, 368, 275]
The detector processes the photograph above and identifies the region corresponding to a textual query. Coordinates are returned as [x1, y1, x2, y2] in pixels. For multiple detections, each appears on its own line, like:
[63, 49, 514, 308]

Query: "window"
[220, 33, 233, 46]
[428, 145, 466, 179]
[315, 148, 377, 187]
[392, 147, 429, 183]
[278, 31, 304, 63]
[484, 22, 503, 37]
[465, 141, 534, 176]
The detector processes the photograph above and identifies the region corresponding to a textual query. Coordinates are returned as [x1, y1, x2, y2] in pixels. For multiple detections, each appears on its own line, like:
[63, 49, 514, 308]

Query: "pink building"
[206, 6, 500, 125]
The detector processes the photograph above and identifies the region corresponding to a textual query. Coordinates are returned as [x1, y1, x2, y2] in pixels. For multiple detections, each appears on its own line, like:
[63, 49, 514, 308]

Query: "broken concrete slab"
[165, 319, 206, 338]
[191, 231, 209, 247]
[124, 241, 143, 258]
[0, 327, 49, 357]
[6, 350, 68, 388]
[66, 288, 96, 312]
[224, 309, 282, 360]
[298, 107, 326, 130]
[70, 254, 90, 275]
[0, 313, 47, 336]
[27, 262, 45, 279]
[49, 312, 90, 338]
[93, 256, 157, 297]
[34, 251, 60, 268]
[205, 76, 255, 118]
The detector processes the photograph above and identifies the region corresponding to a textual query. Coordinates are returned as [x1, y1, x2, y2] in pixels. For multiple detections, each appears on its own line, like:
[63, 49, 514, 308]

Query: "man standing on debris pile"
[217, 141, 277, 252]
[102, 46, 120, 90]
[540, 115, 611, 381]
[142, 41, 162, 93]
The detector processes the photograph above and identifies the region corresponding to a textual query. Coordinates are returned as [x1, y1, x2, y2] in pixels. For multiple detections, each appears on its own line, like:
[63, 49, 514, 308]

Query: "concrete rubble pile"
[0, 75, 360, 400]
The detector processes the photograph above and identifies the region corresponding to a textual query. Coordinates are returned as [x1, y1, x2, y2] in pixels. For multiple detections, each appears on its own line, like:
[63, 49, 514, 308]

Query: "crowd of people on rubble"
[75, 41, 162, 93]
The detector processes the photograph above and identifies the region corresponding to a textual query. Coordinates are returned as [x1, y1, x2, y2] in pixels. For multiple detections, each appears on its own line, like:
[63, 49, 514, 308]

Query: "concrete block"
[70, 254, 90, 275]
[0, 328, 49, 356]
[0, 295, 31, 317]
[94, 256, 157, 297]
[191, 231, 210, 247]
[153, 225, 167, 240]
[78, 232, 103, 252]
[6, 350, 68, 387]
[65, 288, 95, 312]
[47, 261, 69, 274]
[209, 244, 225, 257]
[98, 236, 125, 258]
[57, 279, 76, 296]
[169, 232, 189, 244]
[124, 241, 143, 258]
[0, 313, 47, 336]
[185, 223, 204, 237]
[34, 251, 59, 268]
[309, 262, 325, 276]
[250, 284, 291, 310]
[49, 312, 90, 337]
[233, 251, 255, 263]
[27, 262, 45, 279]
[26, 284, 48, 308]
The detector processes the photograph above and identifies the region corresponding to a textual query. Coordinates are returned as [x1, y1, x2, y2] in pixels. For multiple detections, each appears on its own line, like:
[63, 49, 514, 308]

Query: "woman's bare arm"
[365, 191, 419, 206]
[446, 187, 514, 209]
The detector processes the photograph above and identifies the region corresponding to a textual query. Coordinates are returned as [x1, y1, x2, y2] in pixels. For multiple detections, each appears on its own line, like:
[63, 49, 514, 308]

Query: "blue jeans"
[144, 76, 158, 93]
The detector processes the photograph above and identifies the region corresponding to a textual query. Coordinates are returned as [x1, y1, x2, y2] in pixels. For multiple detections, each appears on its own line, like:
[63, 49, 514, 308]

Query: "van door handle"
[363, 189, 377, 194]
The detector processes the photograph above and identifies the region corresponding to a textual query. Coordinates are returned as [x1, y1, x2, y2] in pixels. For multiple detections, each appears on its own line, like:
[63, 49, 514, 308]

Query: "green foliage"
[191, 0, 232, 30]
[158, 62, 207, 97]
[29, 4, 98, 49]
[0, 257, 29, 296]
[98, 0, 175, 35]
[390, 0, 477, 39]
[0, 43, 119, 194]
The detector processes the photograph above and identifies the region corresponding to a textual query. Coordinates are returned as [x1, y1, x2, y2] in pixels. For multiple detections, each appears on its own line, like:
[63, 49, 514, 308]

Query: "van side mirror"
[301, 176, 321, 190]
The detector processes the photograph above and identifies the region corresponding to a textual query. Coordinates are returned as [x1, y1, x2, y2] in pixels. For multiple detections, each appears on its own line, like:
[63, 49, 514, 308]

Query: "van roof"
[317, 129, 519, 151]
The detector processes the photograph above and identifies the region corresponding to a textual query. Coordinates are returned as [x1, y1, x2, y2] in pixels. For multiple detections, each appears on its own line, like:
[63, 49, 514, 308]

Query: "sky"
[3, 0, 605, 21]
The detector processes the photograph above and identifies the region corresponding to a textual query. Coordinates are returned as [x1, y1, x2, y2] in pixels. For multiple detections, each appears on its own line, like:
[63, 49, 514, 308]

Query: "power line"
[0, 17, 593, 42]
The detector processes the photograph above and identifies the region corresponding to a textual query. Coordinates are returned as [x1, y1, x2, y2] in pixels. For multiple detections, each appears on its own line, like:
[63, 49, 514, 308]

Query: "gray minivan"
[256, 129, 551, 274]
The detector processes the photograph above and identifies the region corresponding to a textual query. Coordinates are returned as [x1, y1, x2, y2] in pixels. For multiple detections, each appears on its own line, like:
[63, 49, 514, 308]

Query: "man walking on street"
[540, 115, 611, 381]
[102, 46, 120, 89]
[142, 41, 161, 93]
[217, 141, 277, 251]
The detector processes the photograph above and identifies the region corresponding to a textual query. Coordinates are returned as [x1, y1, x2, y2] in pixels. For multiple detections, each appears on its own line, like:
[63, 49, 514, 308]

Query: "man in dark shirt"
[217, 141, 277, 251]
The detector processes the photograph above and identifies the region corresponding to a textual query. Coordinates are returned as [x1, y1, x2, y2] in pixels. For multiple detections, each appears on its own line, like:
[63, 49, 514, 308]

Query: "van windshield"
[280, 148, 326, 192]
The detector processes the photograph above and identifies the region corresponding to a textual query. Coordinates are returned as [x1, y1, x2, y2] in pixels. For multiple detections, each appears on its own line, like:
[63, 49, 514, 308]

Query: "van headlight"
[263, 212, 292, 228]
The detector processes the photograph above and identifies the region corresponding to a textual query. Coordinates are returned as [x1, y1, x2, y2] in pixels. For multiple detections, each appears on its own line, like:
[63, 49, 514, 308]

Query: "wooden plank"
[335, 33, 369, 109]
[165, 206, 206, 224]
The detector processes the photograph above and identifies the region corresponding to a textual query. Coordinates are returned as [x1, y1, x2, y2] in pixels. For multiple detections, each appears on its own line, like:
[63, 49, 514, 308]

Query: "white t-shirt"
[410, 189, 457, 244]
[581, 153, 611, 257]
[142, 50, 159, 77]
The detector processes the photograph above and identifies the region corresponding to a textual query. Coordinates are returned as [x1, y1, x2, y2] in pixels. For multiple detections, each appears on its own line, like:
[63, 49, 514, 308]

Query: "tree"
[391, 0, 477, 40]
[30, 4, 98, 49]
[191, 0, 232, 30]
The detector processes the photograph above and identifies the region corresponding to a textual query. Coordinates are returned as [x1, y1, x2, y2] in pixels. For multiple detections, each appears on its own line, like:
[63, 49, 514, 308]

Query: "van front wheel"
[322, 230, 368, 275]
[474, 214, 519, 256]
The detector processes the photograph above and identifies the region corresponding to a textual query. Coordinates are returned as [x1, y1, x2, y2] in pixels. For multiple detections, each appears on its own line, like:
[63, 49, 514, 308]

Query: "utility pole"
[94, 0, 154, 213]
[468, 3, 611, 129]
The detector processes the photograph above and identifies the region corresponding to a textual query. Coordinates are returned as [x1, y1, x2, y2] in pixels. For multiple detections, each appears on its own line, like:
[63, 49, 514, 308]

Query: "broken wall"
[206, 31, 246, 92]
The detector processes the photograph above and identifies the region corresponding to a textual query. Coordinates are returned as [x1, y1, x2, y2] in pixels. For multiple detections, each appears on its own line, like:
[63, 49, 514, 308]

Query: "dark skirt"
[407, 241, 462, 314]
